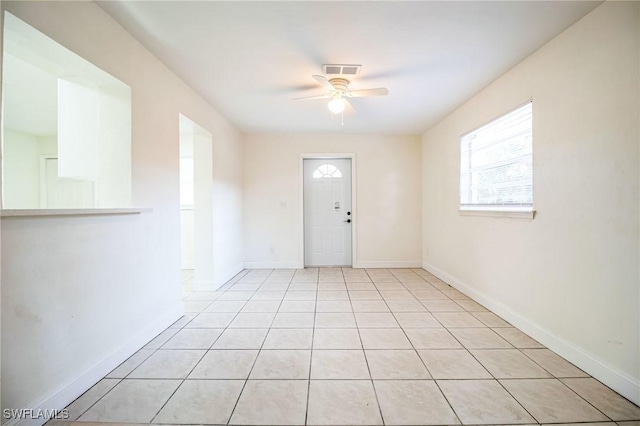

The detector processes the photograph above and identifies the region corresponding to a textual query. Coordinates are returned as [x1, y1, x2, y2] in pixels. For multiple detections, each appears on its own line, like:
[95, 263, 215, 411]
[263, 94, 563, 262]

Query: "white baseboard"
[243, 261, 301, 269]
[6, 307, 184, 426]
[357, 260, 423, 269]
[422, 261, 640, 406]
[243, 261, 422, 270]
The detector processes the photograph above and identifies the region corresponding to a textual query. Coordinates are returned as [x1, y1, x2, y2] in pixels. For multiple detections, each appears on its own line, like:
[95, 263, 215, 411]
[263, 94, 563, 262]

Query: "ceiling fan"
[293, 75, 389, 115]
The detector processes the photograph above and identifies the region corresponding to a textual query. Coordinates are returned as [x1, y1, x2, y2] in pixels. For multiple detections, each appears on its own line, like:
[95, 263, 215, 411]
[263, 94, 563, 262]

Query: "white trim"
[358, 260, 423, 269]
[4, 306, 184, 426]
[299, 154, 357, 269]
[458, 207, 535, 219]
[1, 208, 151, 217]
[422, 261, 640, 406]
[244, 261, 301, 269]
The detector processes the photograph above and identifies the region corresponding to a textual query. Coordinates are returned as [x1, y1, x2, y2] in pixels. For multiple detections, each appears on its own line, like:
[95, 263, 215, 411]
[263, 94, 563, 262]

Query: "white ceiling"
[98, 1, 600, 135]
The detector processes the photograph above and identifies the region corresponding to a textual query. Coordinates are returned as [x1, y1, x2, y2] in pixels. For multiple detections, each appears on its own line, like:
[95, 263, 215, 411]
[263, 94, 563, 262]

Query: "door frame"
[299, 153, 357, 269]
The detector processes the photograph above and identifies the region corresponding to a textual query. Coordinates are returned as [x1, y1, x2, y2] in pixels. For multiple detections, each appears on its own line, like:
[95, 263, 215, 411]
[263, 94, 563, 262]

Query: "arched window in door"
[312, 164, 343, 179]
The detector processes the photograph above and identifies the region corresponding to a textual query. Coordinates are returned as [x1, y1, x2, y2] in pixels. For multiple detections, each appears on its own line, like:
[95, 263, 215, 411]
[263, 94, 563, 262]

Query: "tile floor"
[56, 268, 640, 425]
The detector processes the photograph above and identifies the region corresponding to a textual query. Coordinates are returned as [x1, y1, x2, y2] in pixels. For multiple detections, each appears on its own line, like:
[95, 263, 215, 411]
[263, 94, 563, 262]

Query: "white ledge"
[458, 207, 535, 219]
[1, 208, 152, 217]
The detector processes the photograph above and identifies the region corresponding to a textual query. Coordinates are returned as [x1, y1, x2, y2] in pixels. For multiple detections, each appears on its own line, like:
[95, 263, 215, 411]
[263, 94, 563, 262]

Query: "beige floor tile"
[521, 349, 588, 378]
[359, 328, 413, 349]
[205, 300, 246, 313]
[347, 282, 377, 290]
[344, 276, 373, 283]
[230, 380, 308, 425]
[418, 349, 491, 379]
[189, 349, 258, 379]
[386, 299, 427, 312]
[318, 282, 347, 290]
[617, 422, 640, 426]
[261, 282, 290, 291]
[472, 311, 511, 327]
[374, 282, 405, 290]
[212, 328, 268, 349]
[307, 380, 383, 425]
[263, 328, 313, 349]
[272, 312, 315, 328]
[433, 312, 486, 327]
[403, 281, 437, 291]
[411, 289, 448, 300]
[230, 284, 261, 292]
[561, 378, 640, 421]
[153, 380, 244, 424]
[421, 299, 465, 312]
[472, 349, 553, 379]
[405, 328, 463, 349]
[65, 379, 120, 420]
[493, 327, 545, 348]
[288, 283, 318, 291]
[284, 290, 317, 301]
[351, 300, 391, 312]
[143, 328, 179, 349]
[348, 291, 382, 300]
[394, 312, 441, 328]
[365, 350, 431, 379]
[313, 328, 362, 349]
[129, 349, 204, 379]
[311, 349, 370, 379]
[502, 379, 609, 423]
[106, 349, 154, 378]
[455, 299, 489, 311]
[317, 290, 349, 301]
[449, 327, 513, 349]
[229, 312, 276, 328]
[241, 300, 281, 313]
[374, 380, 459, 425]
[438, 380, 535, 424]
[380, 290, 415, 300]
[185, 312, 236, 328]
[250, 349, 311, 379]
[355, 312, 400, 328]
[316, 300, 353, 312]
[79, 379, 180, 423]
[161, 328, 223, 349]
[251, 290, 285, 301]
[315, 312, 357, 328]
[441, 289, 469, 299]
[279, 300, 316, 312]
[217, 291, 255, 301]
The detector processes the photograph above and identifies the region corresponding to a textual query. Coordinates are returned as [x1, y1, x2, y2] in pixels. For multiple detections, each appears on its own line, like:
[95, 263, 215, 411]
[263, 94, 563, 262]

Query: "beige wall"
[422, 2, 639, 403]
[1, 0, 243, 415]
[243, 134, 422, 268]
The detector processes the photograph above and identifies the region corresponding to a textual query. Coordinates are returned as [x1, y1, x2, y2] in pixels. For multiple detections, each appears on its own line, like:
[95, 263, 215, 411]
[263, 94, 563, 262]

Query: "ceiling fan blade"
[347, 88, 389, 98]
[292, 94, 331, 101]
[312, 74, 334, 91]
[344, 98, 355, 113]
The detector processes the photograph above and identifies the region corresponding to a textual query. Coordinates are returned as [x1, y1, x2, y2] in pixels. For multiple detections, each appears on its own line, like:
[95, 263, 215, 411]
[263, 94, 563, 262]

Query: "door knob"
[344, 219, 351, 223]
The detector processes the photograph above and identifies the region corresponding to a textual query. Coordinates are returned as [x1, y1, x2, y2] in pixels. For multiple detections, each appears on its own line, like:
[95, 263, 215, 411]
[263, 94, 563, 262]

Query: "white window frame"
[459, 101, 535, 219]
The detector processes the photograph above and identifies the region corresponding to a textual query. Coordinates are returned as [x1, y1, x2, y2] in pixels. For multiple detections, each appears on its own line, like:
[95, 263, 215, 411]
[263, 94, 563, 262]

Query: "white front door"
[304, 158, 352, 266]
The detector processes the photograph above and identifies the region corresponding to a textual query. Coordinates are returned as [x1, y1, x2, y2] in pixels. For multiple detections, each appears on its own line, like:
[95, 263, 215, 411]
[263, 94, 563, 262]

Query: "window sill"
[458, 207, 535, 219]
[1, 208, 152, 218]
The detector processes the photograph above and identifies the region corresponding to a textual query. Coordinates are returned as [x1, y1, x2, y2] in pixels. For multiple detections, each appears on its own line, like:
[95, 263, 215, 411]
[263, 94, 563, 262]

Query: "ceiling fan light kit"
[292, 67, 389, 124]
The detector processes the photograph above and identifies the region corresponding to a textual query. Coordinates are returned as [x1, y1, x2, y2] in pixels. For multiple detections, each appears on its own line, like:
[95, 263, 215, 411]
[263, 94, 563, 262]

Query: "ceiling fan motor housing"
[329, 78, 350, 95]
